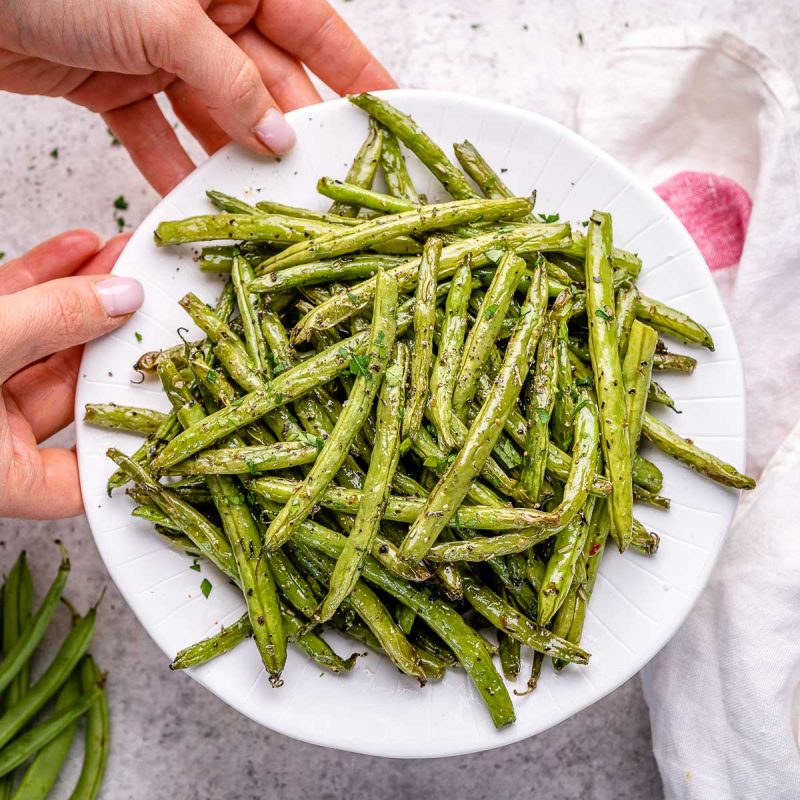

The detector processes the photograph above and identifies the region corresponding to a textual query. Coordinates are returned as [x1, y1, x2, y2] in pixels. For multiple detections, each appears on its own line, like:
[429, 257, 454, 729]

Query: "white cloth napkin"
[577, 28, 800, 798]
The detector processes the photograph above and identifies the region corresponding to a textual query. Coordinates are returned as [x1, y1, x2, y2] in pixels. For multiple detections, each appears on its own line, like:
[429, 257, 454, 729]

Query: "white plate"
[76, 89, 745, 758]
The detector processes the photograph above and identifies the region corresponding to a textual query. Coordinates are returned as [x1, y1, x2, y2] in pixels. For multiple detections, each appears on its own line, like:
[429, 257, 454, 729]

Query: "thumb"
[0, 275, 144, 382]
[152, 2, 296, 156]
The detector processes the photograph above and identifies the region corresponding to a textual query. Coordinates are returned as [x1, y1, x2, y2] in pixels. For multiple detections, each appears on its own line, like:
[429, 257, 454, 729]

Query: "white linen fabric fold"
[578, 28, 800, 799]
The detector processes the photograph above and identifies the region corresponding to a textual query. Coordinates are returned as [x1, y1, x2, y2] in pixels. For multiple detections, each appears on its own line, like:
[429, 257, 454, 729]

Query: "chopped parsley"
[539, 212, 561, 223]
[200, 578, 213, 598]
[297, 431, 325, 451]
[577, 32, 584, 46]
[423, 454, 455, 471]
[484, 248, 504, 265]
[535, 407, 550, 424]
[107, 128, 120, 146]
[134, 331, 143, 342]
[484, 304, 499, 319]
[49, 148, 59, 159]
[594, 308, 614, 322]
[114, 195, 129, 211]
[190, 559, 201, 572]
[206, 369, 217, 384]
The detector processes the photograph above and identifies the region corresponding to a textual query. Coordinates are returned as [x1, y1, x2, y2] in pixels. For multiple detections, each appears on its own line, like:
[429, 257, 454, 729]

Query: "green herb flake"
[206, 369, 217, 384]
[375, 330, 385, 345]
[539, 212, 560, 223]
[346, 292, 360, 304]
[107, 128, 121, 146]
[594, 308, 614, 322]
[423, 454, 455, 471]
[200, 578, 213, 598]
[0, 252, 6, 261]
[134, 331, 143, 342]
[49, 148, 59, 159]
[114, 195, 129, 211]
[484, 304, 499, 319]
[576, 376, 593, 387]
[190, 559, 201, 572]
[535, 407, 550, 424]
[298, 431, 325, 451]
[115, 216, 125, 232]
[577, 32, 584, 46]
[246, 460, 259, 476]
[349, 352, 370, 378]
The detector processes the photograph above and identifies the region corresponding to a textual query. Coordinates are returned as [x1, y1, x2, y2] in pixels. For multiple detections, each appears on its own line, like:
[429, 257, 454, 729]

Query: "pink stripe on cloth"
[655, 171, 752, 271]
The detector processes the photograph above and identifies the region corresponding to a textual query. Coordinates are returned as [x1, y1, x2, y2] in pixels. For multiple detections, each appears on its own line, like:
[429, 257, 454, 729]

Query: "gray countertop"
[1, 1, 797, 797]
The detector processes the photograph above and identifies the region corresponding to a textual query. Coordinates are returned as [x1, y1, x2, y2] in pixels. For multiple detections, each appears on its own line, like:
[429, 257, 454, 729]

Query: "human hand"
[0, 0, 395, 195]
[0, 231, 143, 519]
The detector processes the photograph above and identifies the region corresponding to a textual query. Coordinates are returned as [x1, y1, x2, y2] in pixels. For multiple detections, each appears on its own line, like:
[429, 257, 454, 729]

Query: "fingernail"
[254, 108, 296, 155]
[95, 277, 144, 317]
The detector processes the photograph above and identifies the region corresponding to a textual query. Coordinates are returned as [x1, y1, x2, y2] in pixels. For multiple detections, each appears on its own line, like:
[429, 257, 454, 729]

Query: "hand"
[0, 231, 144, 519]
[0, 0, 395, 195]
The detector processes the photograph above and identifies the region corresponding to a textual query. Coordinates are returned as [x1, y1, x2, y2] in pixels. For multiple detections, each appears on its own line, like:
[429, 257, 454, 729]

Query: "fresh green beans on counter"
[96, 92, 755, 729]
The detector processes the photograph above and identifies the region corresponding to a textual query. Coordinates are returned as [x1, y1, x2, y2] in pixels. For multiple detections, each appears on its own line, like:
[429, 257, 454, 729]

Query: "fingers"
[151, 1, 296, 156]
[1, 447, 83, 519]
[0, 230, 101, 295]
[103, 97, 195, 195]
[235, 26, 322, 112]
[79, 233, 132, 277]
[0, 274, 144, 383]
[166, 81, 230, 155]
[254, 0, 396, 95]
[4, 345, 83, 443]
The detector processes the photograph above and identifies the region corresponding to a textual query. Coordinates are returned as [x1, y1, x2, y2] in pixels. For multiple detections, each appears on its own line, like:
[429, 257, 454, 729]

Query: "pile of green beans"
[92, 93, 755, 727]
[0, 546, 109, 797]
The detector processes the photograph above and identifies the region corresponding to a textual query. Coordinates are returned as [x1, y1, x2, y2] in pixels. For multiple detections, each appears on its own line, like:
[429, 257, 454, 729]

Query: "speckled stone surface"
[1, 2, 798, 797]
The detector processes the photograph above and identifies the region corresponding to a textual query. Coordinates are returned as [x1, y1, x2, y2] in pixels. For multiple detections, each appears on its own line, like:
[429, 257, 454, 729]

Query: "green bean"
[0, 610, 95, 750]
[70, 656, 108, 800]
[633, 485, 671, 509]
[460, 574, 589, 663]
[0, 548, 69, 696]
[291, 544, 424, 680]
[290, 517, 514, 727]
[249, 476, 555, 530]
[637, 294, 714, 350]
[556, 230, 642, 279]
[520, 297, 561, 501]
[206, 189, 261, 215]
[84, 403, 169, 436]
[165, 442, 319, 476]
[2, 552, 32, 712]
[538, 500, 593, 626]
[403, 238, 439, 441]
[622, 320, 659, 456]
[379, 129, 420, 203]
[426, 527, 554, 563]
[429, 257, 471, 448]
[171, 614, 251, 669]
[349, 93, 478, 199]
[318, 342, 407, 623]
[400, 261, 548, 562]
[0, 687, 102, 779]
[584, 211, 632, 551]
[498, 630, 521, 681]
[249, 254, 408, 294]
[453, 250, 527, 417]
[155, 213, 340, 247]
[255, 201, 361, 226]
[615, 285, 639, 357]
[630, 518, 661, 555]
[262, 272, 398, 551]
[453, 141, 513, 199]
[108, 449, 237, 578]
[256, 197, 532, 275]
[551, 321, 576, 452]
[653, 351, 697, 373]
[642, 413, 755, 489]
[329, 118, 383, 217]
[231, 255, 269, 374]
[633, 455, 664, 494]
[11, 672, 81, 800]
[552, 501, 611, 671]
[290, 221, 570, 343]
[318, 178, 414, 215]
[648, 380, 679, 412]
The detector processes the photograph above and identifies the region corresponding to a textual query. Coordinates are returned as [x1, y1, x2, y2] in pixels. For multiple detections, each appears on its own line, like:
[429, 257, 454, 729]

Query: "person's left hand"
[0, 231, 143, 519]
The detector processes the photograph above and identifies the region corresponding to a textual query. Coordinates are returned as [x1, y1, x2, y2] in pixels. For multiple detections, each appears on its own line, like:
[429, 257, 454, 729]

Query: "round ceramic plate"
[76, 89, 745, 758]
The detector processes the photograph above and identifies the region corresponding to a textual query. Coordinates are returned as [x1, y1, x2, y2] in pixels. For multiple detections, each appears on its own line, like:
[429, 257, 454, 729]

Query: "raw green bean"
[70, 656, 108, 800]
[642, 413, 755, 489]
[0, 610, 95, 750]
[400, 261, 548, 562]
[84, 404, 169, 436]
[12, 672, 81, 800]
[349, 93, 478, 199]
[329, 118, 383, 217]
[584, 211, 632, 550]
[403, 238, 439, 441]
[318, 342, 407, 622]
[0, 548, 69, 695]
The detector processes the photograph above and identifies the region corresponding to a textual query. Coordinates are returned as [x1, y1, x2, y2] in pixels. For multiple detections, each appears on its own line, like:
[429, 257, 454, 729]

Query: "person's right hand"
[0, 0, 396, 195]
[0, 231, 143, 519]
